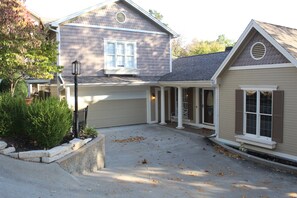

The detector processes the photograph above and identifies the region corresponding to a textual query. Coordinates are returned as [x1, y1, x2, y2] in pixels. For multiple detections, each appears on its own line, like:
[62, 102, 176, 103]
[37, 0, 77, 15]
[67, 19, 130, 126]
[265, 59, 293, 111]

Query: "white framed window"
[243, 90, 272, 140]
[104, 40, 137, 69]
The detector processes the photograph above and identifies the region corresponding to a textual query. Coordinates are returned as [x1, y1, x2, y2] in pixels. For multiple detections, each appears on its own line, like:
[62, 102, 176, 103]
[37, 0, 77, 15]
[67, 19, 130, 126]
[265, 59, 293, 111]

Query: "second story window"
[105, 41, 137, 69]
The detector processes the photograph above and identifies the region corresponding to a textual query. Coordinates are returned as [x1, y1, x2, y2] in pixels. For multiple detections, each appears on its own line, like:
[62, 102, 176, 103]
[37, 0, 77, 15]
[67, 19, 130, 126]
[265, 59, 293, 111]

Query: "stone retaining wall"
[56, 134, 105, 174]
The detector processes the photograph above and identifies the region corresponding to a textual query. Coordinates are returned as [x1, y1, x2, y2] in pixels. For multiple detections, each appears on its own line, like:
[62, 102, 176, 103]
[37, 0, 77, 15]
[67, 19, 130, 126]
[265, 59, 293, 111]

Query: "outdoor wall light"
[151, 93, 156, 100]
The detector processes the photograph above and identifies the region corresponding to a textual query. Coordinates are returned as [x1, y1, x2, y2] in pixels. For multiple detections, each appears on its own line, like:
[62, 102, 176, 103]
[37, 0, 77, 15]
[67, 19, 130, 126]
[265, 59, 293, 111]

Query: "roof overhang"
[49, 0, 178, 37]
[25, 79, 51, 84]
[64, 81, 159, 87]
[159, 80, 213, 88]
[211, 19, 297, 81]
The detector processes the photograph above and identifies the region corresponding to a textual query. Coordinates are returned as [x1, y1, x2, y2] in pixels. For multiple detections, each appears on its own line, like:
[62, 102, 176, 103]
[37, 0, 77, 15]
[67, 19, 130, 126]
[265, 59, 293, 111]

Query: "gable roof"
[159, 51, 230, 82]
[256, 21, 297, 60]
[212, 20, 297, 80]
[49, 0, 178, 37]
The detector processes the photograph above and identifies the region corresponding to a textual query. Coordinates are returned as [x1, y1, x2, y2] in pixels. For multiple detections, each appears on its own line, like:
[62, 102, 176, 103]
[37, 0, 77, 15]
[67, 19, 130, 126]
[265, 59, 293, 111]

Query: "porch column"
[176, 86, 184, 129]
[160, 86, 166, 125]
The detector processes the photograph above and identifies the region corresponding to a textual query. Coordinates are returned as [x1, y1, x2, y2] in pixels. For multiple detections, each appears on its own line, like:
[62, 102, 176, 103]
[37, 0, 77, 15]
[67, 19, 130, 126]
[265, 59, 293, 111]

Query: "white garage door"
[87, 99, 146, 128]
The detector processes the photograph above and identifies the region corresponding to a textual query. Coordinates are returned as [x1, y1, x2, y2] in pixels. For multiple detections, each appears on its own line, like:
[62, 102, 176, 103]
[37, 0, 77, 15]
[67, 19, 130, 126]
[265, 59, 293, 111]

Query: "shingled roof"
[256, 20, 297, 60]
[160, 50, 230, 82]
[61, 76, 160, 85]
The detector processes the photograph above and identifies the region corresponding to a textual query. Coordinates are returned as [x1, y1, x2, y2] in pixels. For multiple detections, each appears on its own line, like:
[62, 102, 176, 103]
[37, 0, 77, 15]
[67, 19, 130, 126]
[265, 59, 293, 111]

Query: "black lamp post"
[72, 60, 81, 138]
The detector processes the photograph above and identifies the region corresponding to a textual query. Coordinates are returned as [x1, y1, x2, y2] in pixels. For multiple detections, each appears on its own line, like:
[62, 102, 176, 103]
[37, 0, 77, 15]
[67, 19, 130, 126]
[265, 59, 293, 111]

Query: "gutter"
[159, 80, 213, 87]
[64, 81, 159, 87]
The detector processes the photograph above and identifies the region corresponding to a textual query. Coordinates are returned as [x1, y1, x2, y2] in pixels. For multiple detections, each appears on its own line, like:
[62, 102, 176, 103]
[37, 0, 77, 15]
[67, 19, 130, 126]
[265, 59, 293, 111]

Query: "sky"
[26, 0, 297, 44]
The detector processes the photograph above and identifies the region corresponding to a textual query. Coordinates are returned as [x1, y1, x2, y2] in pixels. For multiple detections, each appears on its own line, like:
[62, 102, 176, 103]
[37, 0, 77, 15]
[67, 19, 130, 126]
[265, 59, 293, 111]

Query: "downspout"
[210, 79, 219, 139]
[49, 26, 64, 97]
[169, 35, 173, 73]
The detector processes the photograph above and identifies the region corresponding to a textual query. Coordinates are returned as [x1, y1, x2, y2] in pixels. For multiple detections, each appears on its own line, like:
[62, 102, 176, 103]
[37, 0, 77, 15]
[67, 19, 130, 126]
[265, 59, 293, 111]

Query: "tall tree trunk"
[10, 79, 20, 97]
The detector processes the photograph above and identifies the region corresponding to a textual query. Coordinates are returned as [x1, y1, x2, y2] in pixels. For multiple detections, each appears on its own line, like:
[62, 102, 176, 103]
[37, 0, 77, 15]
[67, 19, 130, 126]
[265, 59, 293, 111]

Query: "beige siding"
[88, 99, 146, 128]
[68, 86, 146, 109]
[150, 87, 156, 122]
[219, 67, 297, 156]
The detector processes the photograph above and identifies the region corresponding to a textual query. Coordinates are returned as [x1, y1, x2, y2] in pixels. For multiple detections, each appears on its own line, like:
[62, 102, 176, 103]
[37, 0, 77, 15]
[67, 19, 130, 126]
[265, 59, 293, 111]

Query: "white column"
[214, 86, 220, 139]
[160, 86, 166, 125]
[176, 87, 184, 129]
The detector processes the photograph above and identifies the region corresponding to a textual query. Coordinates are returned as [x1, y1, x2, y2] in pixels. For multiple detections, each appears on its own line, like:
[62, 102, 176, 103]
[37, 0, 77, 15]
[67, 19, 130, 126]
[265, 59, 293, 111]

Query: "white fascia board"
[211, 20, 256, 81]
[253, 21, 297, 67]
[66, 23, 167, 35]
[65, 81, 159, 87]
[158, 80, 212, 87]
[50, 0, 116, 27]
[229, 63, 294, 70]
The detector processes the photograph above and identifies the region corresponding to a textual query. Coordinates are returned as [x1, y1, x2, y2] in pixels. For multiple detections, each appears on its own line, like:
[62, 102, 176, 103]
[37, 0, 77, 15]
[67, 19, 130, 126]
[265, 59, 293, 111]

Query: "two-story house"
[46, 0, 177, 128]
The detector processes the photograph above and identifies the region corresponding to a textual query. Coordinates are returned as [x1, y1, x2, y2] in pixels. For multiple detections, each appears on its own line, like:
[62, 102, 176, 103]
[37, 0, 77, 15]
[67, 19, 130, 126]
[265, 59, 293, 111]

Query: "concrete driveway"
[0, 124, 297, 198]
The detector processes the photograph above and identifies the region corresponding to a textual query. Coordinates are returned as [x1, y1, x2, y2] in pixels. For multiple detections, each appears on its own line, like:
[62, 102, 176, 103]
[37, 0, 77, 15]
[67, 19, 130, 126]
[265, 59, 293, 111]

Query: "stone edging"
[208, 137, 297, 175]
[56, 134, 105, 174]
[0, 138, 92, 163]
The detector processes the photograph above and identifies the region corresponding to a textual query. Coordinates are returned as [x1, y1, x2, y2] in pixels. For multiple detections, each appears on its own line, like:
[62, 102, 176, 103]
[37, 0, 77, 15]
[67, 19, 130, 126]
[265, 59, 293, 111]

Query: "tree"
[149, 9, 163, 21]
[185, 35, 235, 56]
[0, 0, 61, 96]
[172, 37, 188, 58]
[216, 34, 234, 47]
[186, 39, 225, 56]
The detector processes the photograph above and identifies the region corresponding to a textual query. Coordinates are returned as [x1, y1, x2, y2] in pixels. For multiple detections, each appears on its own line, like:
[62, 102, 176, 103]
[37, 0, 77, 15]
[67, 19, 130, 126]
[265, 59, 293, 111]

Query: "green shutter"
[272, 90, 284, 143]
[235, 89, 244, 135]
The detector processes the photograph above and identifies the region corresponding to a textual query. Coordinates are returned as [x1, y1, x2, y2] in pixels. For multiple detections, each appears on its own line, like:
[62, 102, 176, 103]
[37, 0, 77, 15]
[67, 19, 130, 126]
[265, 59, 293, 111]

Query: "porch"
[147, 83, 218, 132]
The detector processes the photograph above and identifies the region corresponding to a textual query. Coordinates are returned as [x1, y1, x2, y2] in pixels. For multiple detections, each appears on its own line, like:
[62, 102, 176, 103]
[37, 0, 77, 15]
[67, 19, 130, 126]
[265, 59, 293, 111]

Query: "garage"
[66, 85, 148, 129]
[87, 98, 146, 128]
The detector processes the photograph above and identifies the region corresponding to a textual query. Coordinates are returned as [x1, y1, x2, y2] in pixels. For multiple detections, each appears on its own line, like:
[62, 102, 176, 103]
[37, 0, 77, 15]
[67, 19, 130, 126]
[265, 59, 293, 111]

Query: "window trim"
[104, 40, 137, 71]
[235, 85, 278, 146]
[243, 89, 273, 141]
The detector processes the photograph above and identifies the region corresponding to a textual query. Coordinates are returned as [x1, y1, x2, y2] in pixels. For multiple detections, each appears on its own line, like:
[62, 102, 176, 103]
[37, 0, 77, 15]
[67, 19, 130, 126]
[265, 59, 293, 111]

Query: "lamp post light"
[72, 60, 81, 138]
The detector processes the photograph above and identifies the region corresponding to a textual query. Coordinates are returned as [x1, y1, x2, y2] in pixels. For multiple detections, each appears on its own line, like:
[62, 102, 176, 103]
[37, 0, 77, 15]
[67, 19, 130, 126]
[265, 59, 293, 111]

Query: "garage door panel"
[88, 99, 146, 128]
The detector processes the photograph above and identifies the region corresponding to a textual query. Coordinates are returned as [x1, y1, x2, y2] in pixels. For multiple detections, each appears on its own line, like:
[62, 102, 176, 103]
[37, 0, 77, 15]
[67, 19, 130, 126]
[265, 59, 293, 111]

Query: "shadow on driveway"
[79, 124, 297, 198]
[0, 124, 296, 198]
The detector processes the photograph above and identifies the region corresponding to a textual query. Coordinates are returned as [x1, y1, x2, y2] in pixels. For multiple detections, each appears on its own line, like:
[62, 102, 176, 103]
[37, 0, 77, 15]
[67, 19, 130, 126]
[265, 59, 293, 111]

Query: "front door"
[203, 89, 214, 124]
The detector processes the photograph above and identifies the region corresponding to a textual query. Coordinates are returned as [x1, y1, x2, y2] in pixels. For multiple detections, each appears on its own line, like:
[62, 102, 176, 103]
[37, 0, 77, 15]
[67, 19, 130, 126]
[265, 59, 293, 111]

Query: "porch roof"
[60, 76, 161, 86]
[160, 51, 230, 82]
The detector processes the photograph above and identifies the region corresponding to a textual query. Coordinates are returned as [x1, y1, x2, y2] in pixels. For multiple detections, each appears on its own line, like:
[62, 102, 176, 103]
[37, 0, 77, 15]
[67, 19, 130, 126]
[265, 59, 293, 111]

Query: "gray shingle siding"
[160, 51, 230, 81]
[231, 31, 289, 67]
[70, 1, 165, 33]
[59, 25, 170, 77]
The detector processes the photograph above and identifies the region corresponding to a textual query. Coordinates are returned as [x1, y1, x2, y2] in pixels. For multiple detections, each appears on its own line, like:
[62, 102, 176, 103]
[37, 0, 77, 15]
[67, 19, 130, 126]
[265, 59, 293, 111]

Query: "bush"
[0, 79, 28, 98]
[24, 97, 72, 149]
[80, 127, 98, 139]
[0, 93, 27, 137]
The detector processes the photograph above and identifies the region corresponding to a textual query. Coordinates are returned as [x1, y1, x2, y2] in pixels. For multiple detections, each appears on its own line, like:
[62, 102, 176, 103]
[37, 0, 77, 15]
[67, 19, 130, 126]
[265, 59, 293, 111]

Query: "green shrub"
[25, 97, 72, 149]
[0, 93, 27, 137]
[80, 127, 98, 139]
[0, 79, 28, 98]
